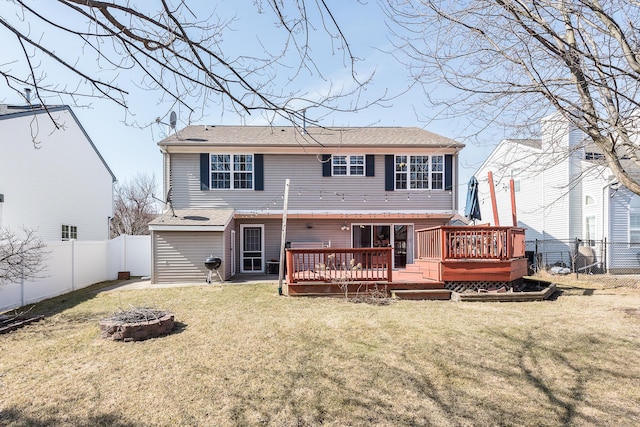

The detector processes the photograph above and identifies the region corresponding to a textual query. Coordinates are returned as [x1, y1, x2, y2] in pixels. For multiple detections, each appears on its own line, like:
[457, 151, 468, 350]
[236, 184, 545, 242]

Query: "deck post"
[286, 250, 294, 284]
[488, 171, 500, 226]
[386, 249, 393, 282]
[278, 179, 290, 295]
[510, 178, 518, 227]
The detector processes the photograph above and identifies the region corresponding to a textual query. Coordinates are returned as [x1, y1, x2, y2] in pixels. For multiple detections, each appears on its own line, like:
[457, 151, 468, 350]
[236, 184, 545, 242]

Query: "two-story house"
[149, 125, 464, 283]
[0, 103, 116, 241]
[475, 114, 640, 273]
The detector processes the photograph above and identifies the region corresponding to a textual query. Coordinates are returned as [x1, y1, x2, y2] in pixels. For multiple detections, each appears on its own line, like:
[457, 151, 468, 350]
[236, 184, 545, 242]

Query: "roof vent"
[25, 88, 31, 103]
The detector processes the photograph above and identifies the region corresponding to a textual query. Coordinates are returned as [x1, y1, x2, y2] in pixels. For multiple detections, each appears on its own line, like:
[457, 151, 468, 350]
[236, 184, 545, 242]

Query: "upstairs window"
[431, 156, 444, 190]
[209, 154, 253, 189]
[62, 225, 77, 240]
[395, 155, 444, 190]
[585, 152, 605, 161]
[332, 155, 365, 176]
[630, 195, 640, 243]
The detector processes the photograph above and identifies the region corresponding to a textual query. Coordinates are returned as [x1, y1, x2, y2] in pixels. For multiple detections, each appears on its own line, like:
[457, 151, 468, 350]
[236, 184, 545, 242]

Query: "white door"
[240, 224, 264, 273]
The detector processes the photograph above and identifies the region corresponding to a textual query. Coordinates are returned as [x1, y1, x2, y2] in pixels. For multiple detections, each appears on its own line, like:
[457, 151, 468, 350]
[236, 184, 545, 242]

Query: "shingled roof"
[158, 125, 464, 149]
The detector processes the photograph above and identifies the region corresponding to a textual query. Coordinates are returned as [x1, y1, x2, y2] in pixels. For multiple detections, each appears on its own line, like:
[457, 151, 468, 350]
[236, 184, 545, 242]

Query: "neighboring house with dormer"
[0, 103, 116, 241]
[475, 114, 640, 273]
[149, 125, 464, 283]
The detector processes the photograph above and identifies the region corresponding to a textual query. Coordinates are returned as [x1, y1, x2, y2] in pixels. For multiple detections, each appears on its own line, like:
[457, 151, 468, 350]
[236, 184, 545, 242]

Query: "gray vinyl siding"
[608, 189, 640, 273]
[235, 217, 448, 268]
[567, 128, 585, 240]
[224, 217, 236, 278]
[169, 153, 454, 212]
[153, 231, 225, 283]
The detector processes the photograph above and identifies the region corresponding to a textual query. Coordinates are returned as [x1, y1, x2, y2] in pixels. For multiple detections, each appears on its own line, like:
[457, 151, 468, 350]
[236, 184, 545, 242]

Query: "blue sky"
[0, 1, 507, 209]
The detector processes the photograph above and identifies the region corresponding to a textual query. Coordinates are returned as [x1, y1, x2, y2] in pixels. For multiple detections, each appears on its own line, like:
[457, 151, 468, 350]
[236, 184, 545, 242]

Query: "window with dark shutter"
[322, 154, 331, 177]
[254, 154, 264, 191]
[366, 154, 375, 176]
[385, 155, 394, 191]
[200, 153, 210, 190]
[445, 154, 453, 191]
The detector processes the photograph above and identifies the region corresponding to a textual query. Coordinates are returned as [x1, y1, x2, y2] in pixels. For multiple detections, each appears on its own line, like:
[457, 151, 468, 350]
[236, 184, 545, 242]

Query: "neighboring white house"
[0, 103, 116, 241]
[475, 114, 640, 273]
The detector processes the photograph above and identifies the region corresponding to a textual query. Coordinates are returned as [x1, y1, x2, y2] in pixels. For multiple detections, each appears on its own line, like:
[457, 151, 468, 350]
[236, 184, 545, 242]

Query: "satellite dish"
[169, 111, 177, 129]
[166, 187, 176, 217]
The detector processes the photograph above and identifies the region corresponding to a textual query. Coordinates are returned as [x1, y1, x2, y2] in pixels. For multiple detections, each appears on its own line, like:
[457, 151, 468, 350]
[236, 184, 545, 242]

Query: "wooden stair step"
[394, 270, 427, 280]
[391, 289, 452, 301]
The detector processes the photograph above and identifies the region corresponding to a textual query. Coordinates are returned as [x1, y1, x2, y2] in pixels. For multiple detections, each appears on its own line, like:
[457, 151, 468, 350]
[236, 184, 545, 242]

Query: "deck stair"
[391, 288, 452, 300]
[287, 276, 450, 300]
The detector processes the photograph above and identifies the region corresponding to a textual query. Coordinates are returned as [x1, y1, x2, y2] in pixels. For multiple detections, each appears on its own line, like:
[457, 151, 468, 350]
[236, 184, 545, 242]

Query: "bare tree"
[1, 1, 376, 129]
[0, 227, 46, 286]
[384, 0, 640, 195]
[110, 174, 158, 238]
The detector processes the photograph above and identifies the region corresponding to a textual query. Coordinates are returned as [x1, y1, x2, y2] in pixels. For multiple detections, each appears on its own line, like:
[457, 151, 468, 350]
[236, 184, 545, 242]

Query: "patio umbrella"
[464, 175, 482, 223]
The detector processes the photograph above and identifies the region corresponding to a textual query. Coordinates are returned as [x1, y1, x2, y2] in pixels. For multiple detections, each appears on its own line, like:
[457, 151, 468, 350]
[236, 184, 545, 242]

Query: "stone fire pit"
[100, 307, 175, 341]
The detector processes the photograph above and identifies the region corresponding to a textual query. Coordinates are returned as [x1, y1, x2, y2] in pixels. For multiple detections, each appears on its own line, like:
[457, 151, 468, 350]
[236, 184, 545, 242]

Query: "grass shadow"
[6, 279, 134, 319]
[0, 408, 138, 427]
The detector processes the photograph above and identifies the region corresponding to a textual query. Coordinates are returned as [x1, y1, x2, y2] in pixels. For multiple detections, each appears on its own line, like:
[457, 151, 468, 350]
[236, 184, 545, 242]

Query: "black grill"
[204, 256, 222, 271]
[204, 256, 223, 284]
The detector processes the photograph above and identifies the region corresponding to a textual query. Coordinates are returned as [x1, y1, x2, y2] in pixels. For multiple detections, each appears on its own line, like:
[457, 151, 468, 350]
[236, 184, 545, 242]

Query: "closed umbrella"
[464, 175, 481, 223]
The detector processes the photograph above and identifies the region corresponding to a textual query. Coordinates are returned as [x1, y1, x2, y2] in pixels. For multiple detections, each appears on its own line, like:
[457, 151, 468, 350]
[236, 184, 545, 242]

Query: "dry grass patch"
[1, 280, 640, 426]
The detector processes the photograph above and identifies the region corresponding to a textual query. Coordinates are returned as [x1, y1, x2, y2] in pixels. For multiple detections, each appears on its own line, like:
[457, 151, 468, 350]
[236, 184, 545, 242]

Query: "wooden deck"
[285, 226, 528, 299]
[405, 225, 528, 286]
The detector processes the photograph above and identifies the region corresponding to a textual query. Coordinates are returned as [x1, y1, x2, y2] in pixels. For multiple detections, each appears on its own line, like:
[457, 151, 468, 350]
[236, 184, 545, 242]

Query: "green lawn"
[1, 280, 639, 426]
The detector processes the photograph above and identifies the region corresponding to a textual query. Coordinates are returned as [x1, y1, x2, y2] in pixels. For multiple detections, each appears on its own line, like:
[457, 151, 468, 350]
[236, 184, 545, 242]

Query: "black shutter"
[385, 155, 394, 191]
[200, 153, 210, 190]
[444, 154, 453, 191]
[322, 154, 331, 177]
[365, 154, 375, 177]
[254, 154, 264, 191]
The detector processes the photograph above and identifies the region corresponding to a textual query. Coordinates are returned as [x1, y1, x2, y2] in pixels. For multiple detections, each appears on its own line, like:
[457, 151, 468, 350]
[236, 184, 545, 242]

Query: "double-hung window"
[210, 154, 253, 189]
[630, 196, 640, 244]
[332, 155, 364, 176]
[62, 225, 77, 240]
[395, 155, 444, 190]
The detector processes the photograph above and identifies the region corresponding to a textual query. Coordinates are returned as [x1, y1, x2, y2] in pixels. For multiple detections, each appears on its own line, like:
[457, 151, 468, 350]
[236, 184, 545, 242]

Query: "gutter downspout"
[601, 179, 614, 273]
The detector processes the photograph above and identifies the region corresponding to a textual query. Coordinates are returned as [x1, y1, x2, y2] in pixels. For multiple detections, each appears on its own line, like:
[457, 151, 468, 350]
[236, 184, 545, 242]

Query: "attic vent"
[183, 215, 209, 221]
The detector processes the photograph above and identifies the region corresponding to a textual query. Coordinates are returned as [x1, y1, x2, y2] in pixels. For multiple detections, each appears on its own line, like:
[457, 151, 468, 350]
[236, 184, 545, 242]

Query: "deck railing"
[416, 226, 526, 261]
[286, 247, 393, 283]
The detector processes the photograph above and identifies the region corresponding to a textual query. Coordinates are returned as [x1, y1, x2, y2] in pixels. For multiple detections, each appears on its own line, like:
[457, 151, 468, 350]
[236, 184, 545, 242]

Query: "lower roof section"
[234, 211, 455, 220]
[149, 208, 454, 231]
[149, 208, 235, 231]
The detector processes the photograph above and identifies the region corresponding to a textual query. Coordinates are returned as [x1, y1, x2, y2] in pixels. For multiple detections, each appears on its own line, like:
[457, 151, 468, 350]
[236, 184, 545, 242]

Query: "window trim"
[208, 153, 255, 190]
[630, 209, 640, 244]
[584, 215, 596, 242]
[394, 154, 445, 190]
[61, 224, 77, 241]
[331, 155, 365, 176]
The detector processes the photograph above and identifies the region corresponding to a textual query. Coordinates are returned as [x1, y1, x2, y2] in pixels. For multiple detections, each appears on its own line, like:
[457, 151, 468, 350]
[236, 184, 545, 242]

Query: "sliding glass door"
[352, 224, 412, 268]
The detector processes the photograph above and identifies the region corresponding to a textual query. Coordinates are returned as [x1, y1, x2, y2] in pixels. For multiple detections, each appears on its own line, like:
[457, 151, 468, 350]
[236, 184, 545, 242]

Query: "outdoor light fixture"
[340, 222, 350, 231]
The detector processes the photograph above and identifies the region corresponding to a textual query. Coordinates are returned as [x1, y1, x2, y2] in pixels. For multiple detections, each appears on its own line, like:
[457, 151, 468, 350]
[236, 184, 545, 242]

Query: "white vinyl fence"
[0, 235, 150, 311]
